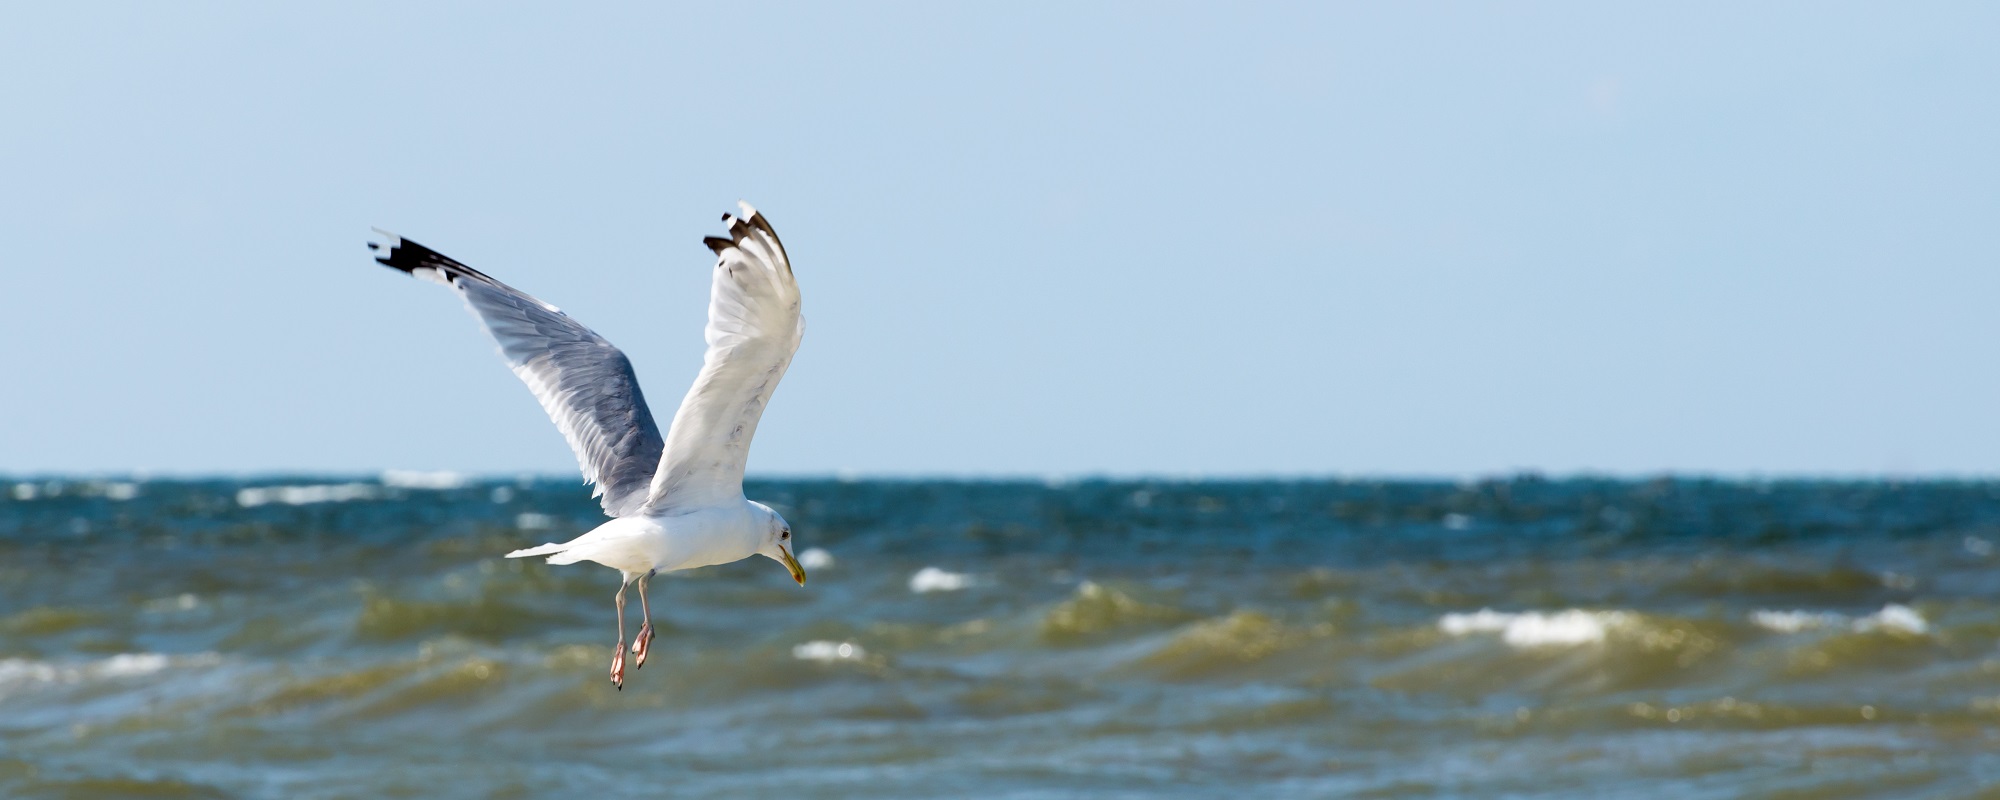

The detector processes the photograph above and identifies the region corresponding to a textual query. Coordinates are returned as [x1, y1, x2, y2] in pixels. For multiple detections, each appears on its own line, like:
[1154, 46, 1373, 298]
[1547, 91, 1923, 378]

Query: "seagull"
[367, 203, 806, 689]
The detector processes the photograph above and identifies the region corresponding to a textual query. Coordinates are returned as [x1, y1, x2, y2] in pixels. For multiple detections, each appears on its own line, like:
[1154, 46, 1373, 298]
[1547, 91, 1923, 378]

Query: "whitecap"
[380, 470, 469, 490]
[909, 566, 974, 593]
[1438, 608, 1631, 647]
[142, 593, 202, 613]
[797, 547, 834, 570]
[1748, 603, 1928, 635]
[237, 483, 379, 507]
[791, 640, 866, 662]
[99, 653, 173, 677]
[0, 652, 220, 693]
[515, 512, 555, 530]
[1749, 609, 1845, 633]
[1437, 608, 1513, 635]
[1855, 603, 1928, 635]
[0, 659, 60, 685]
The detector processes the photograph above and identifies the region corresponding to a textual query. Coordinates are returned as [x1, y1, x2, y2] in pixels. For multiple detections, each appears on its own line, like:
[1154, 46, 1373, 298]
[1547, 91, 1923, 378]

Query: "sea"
[3, 475, 1999, 799]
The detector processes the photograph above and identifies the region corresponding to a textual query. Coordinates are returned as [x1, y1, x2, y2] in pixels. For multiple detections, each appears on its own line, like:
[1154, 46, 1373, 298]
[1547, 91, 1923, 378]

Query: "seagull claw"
[632, 623, 654, 669]
[610, 642, 626, 689]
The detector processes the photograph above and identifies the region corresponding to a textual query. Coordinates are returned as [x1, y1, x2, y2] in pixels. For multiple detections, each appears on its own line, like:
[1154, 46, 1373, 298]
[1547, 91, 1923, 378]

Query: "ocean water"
[4, 476, 2000, 799]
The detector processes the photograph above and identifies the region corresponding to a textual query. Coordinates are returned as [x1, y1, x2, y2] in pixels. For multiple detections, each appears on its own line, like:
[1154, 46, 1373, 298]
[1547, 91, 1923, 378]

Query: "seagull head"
[750, 501, 806, 587]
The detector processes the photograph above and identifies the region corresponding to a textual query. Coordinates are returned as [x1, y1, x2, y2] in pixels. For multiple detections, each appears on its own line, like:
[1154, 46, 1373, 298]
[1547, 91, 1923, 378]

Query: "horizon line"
[5, 468, 1999, 484]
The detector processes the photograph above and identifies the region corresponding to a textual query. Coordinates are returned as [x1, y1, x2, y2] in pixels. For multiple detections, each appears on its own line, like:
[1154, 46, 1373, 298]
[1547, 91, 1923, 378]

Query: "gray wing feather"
[370, 233, 666, 517]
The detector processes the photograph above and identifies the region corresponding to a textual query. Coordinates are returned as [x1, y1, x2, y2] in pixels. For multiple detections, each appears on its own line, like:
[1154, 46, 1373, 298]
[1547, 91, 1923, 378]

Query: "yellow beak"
[778, 547, 807, 586]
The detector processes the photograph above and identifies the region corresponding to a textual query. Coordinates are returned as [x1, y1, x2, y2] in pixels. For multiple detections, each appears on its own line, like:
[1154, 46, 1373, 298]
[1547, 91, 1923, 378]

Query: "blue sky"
[2, 3, 1995, 477]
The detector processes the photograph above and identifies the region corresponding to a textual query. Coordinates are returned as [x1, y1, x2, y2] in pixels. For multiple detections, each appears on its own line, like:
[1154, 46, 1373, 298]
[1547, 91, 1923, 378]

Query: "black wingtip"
[367, 232, 497, 286]
[703, 204, 787, 274]
[744, 208, 780, 244]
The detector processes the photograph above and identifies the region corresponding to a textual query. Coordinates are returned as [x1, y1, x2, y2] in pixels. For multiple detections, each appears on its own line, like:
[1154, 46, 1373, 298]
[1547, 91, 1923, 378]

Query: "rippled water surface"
[5, 476, 2000, 798]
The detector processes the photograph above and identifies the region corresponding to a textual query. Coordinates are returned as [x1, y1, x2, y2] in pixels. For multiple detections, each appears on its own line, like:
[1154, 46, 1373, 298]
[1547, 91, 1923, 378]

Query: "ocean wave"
[1750, 604, 1928, 635]
[141, 593, 204, 614]
[514, 512, 555, 530]
[11, 776, 234, 798]
[1377, 610, 1733, 695]
[228, 653, 509, 720]
[353, 590, 566, 642]
[1040, 581, 1193, 641]
[0, 653, 220, 695]
[1136, 611, 1307, 678]
[909, 566, 975, 593]
[1664, 560, 1882, 596]
[792, 640, 868, 662]
[236, 483, 379, 507]
[1439, 609, 1634, 647]
[380, 470, 470, 490]
[798, 547, 835, 570]
[0, 606, 104, 635]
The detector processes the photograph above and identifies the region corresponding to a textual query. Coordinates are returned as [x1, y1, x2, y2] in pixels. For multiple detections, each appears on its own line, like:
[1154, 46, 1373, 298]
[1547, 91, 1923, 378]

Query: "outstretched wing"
[369, 233, 666, 517]
[643, 202, 804, 514]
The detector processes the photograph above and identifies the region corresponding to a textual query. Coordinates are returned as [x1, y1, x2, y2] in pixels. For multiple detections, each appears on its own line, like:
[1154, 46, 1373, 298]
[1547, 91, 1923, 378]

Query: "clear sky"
[2, 3, 1995, 478]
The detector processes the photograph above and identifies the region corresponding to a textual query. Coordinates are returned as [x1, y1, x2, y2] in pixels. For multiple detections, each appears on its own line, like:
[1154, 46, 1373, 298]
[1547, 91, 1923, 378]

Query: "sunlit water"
[4, 476, 2000, 798]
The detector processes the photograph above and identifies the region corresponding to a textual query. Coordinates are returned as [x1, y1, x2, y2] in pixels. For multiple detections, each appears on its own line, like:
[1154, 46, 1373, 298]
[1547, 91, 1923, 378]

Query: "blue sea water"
[3, 476, 2000, 798]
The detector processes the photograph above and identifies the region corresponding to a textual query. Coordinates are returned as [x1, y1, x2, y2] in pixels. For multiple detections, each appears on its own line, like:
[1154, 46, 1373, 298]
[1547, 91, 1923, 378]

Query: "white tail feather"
[504, 542, 568, 558]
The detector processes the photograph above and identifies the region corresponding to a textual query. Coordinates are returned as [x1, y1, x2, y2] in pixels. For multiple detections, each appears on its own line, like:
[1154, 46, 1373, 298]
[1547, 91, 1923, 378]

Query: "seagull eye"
[781, 530, 790, 540]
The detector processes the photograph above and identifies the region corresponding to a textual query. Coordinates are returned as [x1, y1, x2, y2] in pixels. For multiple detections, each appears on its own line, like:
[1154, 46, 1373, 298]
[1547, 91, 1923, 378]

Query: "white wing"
[643, 202, 804, 514]
[369, 233, 667, 517]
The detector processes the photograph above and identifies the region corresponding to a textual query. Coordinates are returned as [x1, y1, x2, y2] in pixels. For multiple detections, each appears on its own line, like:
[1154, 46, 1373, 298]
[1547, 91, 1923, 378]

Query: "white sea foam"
[1856, 604, 1928, 634]
[236, 483, 379, 507]
[1748, 609, 1845, 633]
[12, 483, 36, 501]
[1437, 609, 1513, 635]
[381, 470, 469, 490]
[909, 566, 975, 593]
[515, 512, 555, 530]
[791, 640, 866, 662]
[0, 652, 220, 695]
[142, 593, 202, 613]
[490, 486, 514, 504]
[100, 482, 140, 501]
[0, 659, 59, 684]
[797, 547, 834, 570]
[99, 653, 173, 677]
[1749, 603, 1928, 635]
[1438, 609, 1632, 647]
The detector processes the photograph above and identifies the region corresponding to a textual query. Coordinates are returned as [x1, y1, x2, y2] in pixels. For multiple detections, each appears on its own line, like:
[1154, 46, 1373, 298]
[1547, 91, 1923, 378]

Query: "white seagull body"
[368, 202, 806, 688]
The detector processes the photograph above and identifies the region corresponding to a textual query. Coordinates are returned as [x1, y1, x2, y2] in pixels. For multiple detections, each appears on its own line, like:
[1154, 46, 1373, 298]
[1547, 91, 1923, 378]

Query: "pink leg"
[610, 577, 630, 689]
[632, 569, 657, 669]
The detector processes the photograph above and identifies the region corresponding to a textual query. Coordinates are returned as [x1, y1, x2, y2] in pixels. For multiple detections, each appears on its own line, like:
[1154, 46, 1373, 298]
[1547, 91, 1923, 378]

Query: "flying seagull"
[367, 202, 806, 689]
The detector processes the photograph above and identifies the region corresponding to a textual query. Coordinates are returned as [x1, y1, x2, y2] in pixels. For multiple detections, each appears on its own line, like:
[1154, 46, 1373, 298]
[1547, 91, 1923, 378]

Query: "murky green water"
[3, 476, 1999, 798]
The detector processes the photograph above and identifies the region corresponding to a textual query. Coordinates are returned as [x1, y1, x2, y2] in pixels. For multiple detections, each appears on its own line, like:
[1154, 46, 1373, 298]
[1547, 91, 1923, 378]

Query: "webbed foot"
[632, 623, 655, 669]
[610, 642, 627, 689]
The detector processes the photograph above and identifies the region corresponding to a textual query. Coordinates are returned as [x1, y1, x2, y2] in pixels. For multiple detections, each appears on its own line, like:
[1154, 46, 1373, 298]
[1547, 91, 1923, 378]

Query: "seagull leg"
[610, 575, 631, 690]
[633, 569, 657, 669]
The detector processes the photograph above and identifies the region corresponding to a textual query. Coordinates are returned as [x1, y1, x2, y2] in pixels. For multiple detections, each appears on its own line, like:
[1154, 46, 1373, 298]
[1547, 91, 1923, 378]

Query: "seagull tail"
[504, 542, 569, 559]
